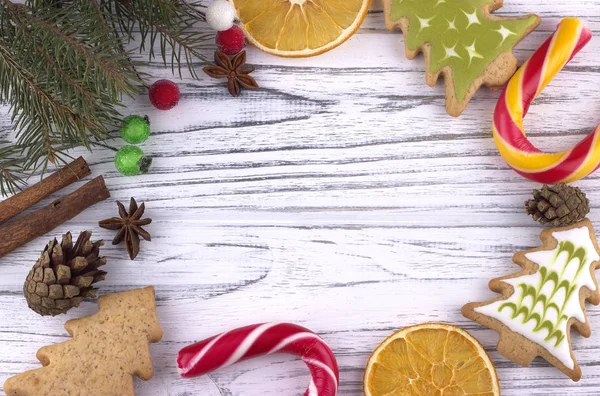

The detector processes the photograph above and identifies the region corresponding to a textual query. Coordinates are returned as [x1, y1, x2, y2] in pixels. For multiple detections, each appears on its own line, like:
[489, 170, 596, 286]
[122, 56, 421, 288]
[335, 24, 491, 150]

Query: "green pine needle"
[0, 144, 28, 196]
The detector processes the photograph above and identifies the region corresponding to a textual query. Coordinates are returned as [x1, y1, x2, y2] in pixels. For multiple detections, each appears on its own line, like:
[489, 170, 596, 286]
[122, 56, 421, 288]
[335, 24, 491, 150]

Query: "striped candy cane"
[493, 17, 600, 183]
[177, 323, 339, 396]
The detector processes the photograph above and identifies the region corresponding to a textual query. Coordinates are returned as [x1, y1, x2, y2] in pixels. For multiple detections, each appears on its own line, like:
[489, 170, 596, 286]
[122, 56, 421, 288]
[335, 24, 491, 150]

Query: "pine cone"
[24, 231, 107, 316]
[525, 184, 589, 227]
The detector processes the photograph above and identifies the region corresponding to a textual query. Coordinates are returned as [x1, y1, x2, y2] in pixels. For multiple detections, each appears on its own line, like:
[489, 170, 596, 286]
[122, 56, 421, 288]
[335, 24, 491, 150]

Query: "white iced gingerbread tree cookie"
[462, 219, 600, 381]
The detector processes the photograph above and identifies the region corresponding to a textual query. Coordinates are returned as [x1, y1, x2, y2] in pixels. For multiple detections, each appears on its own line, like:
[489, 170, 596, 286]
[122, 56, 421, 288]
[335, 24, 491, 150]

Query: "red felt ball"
[216, 26, 246, 55]
[149, 79, 180, 110]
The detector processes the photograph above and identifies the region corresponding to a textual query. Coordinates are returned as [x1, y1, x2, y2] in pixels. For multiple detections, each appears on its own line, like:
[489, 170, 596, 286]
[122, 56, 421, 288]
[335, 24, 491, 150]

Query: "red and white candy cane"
[493, 17, 600, 183]
[177, 323, 339, 396]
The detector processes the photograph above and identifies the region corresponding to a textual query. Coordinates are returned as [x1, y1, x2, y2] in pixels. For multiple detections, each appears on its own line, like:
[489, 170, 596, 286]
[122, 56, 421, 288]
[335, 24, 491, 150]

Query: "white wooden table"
[2, 1, 600, 395]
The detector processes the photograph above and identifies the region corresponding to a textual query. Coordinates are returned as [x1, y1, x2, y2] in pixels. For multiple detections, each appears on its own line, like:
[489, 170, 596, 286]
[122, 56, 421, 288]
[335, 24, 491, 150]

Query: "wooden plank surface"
[2, 1, 600, 395]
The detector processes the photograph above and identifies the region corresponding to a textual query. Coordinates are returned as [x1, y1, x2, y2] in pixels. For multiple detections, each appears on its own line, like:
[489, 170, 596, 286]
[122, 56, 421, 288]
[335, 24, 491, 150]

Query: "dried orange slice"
[364, 323, 500, 396]
[230, 0, 370, 57]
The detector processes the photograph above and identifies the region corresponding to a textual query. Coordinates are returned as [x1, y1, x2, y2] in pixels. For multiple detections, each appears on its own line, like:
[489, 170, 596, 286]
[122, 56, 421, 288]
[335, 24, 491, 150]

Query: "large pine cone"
[24, 231, 106, 316]
[525, 184, 589, 227]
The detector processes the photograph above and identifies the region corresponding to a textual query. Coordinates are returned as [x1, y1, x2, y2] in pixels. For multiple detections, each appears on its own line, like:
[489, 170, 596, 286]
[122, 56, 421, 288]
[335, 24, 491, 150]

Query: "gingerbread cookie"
[3, 286, 163, 395]
[383, 0, 540, 117]
[462, 219, 600, 381]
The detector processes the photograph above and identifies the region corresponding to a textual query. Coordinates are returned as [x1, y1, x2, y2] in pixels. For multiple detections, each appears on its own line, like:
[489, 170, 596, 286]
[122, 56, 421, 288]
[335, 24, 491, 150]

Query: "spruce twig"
[0, 145, 28, 196]
[109, 0, 214, 78]
[0, 0, 213, 196]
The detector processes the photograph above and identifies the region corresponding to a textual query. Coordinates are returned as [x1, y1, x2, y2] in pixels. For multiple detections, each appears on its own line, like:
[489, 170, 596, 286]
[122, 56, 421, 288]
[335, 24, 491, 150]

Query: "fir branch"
[0, 0, 140, 191]
[0, 144, 27, 196]
[0, 0, 212, 196]
[17, 0, 140, 99]
[0, 42, 81, 155]
[108, 0, 214, 78]
[85, 0, 146, 82]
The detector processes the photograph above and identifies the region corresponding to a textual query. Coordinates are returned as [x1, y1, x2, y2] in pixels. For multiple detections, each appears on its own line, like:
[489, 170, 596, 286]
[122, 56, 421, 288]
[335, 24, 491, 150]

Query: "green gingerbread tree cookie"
[383, 0, 540, 117]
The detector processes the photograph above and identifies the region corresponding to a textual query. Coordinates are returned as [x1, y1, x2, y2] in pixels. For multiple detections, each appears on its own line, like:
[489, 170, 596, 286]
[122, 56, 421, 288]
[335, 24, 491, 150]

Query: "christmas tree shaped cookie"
[462, 220, 600, 381]
[3, 287, 163, 395]
[383, 0, 540, 116]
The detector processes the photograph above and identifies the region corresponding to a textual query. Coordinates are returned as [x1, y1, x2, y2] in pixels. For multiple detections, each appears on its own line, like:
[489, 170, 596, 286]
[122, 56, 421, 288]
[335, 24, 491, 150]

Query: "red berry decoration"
[216, 26, 246, 55]
[149, 79, 180, 110]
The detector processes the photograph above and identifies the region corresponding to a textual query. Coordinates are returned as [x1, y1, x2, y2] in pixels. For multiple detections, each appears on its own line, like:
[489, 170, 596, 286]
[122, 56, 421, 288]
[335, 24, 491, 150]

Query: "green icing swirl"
[390, 0, 538, 101]
[498, 241, 588, 347]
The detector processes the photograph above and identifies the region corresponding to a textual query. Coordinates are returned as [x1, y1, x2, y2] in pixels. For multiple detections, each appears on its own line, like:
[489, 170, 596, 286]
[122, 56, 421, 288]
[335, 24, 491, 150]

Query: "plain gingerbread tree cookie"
[3, 286, 163, 396]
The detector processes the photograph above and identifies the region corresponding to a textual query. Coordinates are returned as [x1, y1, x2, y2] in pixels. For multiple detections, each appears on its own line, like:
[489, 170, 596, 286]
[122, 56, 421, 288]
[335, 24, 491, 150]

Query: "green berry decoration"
[121, 115, 150, 144]
[114, 146, 152, 176]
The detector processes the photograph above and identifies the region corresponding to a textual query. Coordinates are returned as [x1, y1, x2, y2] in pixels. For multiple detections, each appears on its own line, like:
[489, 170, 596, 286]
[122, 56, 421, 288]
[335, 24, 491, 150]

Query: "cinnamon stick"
[0, 176, 110, 258]
[0, 157, 91, 226]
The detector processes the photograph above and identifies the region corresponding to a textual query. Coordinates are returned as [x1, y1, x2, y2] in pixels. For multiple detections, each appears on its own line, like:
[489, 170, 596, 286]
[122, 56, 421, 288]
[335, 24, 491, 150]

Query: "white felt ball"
[206, 0, 236, 32]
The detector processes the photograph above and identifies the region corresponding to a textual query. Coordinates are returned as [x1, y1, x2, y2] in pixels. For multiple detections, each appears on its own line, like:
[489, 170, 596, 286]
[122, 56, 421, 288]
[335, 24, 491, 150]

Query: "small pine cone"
[23, 231, 106, 316]
[525, 183, 590, 227]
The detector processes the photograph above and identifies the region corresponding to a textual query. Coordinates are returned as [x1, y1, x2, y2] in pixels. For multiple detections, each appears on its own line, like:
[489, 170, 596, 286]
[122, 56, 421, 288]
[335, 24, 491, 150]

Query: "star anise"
[203, 50, 258, 97]
[98, 198, 151, 260]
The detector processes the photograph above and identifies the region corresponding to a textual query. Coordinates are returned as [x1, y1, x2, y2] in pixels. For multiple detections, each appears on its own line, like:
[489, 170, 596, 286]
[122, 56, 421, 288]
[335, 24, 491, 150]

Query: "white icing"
[475, 226, 599, 370]
[545, 305, 558, 325]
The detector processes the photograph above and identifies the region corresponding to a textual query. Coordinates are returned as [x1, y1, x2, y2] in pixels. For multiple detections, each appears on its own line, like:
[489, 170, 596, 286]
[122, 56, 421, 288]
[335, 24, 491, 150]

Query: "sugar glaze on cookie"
[462, 219, 600, 381]
[383, 0, 540, 116]
[475, 226, 598, 369]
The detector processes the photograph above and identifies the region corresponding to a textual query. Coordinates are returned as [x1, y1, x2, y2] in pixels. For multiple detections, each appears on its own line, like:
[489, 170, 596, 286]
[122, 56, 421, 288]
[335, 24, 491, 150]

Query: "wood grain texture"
[1, 1, 600, 395]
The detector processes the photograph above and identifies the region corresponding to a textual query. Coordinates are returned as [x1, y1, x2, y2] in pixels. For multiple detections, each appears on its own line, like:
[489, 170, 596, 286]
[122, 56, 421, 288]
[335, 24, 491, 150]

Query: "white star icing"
[465, 40, 484, 66]
[442, 44, 461, 60]
[462, 9, 481, 29]
[496, 24, 516, 44]
[446, 17, 457, 31]
[416, 15, 435, 32]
